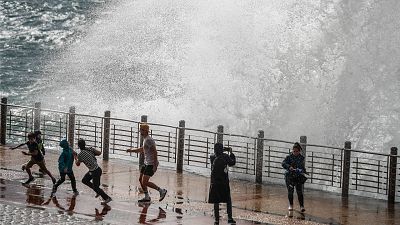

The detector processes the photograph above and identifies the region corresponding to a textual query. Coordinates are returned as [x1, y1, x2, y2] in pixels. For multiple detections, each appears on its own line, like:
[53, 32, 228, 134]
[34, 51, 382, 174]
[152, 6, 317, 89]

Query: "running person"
[74, 139, 112, 205]
[11, 132, 56, 185]
[126, 123, 167, 202]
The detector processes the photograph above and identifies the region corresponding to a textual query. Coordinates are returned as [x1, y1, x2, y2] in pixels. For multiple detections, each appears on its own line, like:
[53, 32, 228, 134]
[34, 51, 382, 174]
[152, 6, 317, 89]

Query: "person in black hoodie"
[208, 143, 236, 225]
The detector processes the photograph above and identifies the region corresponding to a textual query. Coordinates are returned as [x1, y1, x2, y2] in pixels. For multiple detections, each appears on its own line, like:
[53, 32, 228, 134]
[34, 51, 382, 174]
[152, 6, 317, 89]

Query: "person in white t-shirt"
[127, 123, 167, 202]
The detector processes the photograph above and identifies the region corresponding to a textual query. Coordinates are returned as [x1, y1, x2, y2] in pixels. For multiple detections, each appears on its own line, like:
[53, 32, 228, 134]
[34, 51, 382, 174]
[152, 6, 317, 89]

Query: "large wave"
[37, 0, 400, 152]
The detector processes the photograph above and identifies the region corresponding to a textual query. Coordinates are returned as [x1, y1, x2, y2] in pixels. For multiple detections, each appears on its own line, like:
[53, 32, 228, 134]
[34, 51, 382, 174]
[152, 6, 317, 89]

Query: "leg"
[226, 192, 236, 223]
[214, 203, 219, 224]
[23, 160, 35, 184]
[91, 168, 110, 200]
[67, 172, 77, 192]
[142, 175, 160, 191]
[296, 183, 304, 207]
[38, 160, 56, 183]
[82, 171, 95, 190]
[285, 176, 294, 208]
[54, 173, 66, 191]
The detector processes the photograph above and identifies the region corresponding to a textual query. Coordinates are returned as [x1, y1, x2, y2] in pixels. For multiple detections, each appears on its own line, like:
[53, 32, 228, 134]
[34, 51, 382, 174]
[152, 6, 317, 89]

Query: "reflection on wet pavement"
[0, 145, 399, 225]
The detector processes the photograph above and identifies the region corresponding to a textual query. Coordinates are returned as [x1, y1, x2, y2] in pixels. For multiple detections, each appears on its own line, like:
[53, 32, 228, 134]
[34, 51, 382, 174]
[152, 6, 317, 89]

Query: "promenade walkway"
[0, 145, 398, 225]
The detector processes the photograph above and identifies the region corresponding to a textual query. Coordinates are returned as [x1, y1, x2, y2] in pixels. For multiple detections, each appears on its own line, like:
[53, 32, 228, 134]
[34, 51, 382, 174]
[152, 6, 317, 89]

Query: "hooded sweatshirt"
[58, 139, 74, 173]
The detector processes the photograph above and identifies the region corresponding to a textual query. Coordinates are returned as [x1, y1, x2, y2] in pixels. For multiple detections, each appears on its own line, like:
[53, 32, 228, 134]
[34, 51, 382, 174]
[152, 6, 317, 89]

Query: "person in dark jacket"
[208, 143, 236, 225]
[52, 139, 78, 196]
[282, 142, 307, 212]
[11, 132, 57, 185]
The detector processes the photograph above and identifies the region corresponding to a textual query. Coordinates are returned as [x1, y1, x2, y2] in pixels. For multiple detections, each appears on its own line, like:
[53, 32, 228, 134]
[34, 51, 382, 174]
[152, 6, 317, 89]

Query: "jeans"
[82, 167, 110, 200]
[54, 172, 77, 192]
[285, 175, 304, 207]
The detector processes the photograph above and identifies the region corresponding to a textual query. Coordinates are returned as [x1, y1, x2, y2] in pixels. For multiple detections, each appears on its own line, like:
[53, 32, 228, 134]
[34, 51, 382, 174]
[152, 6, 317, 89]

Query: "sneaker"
[228, 218, 236, 224]
[138, 196, 151, 203]
[23, 177, 34, 185]
[101, 197, 112, 205]
[159, 189, 167, 202]
[73, 191, 79, 196]
[288, 205, 293, 211]
[300, 206, 305, 212]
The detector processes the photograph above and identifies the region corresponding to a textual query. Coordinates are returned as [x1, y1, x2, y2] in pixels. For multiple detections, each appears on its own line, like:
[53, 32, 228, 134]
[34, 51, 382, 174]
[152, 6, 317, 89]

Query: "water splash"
[37, 0, 400, 152]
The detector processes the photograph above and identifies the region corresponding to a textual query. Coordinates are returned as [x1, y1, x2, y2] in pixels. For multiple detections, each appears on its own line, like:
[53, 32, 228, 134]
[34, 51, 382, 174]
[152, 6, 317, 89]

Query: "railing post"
[0, 97, 7, 145]
[388, 147, 398, 204]
[68, 106, 76, 148]
[139, 115, 147, 168]
[256, 130, 264, 184]
[342, 141, 351, 197]
[177, 120, 185, 173]
[217, 125, 224, 144]
[300, 136, 307, 160]
[34, 102, 41, 132]
[102, 111, 111, 161]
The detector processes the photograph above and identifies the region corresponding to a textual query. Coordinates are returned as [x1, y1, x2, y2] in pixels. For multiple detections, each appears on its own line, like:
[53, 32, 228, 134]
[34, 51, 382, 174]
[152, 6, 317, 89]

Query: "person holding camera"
[208, 143, 236, 225]
[282, 142, 307, 212]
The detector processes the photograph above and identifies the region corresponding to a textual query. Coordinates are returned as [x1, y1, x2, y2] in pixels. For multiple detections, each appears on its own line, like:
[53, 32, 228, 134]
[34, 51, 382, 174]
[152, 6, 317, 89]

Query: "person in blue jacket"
[52, 139, 78, 196]
[282, 142, 307, 212]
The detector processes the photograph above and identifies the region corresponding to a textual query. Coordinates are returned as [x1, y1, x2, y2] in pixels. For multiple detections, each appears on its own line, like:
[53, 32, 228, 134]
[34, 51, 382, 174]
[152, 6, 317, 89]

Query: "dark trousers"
[285, 176, 304, 207]
[213, 195, 233, 221]
[54, 172, 77, 192]
[82, 167, 110, 200]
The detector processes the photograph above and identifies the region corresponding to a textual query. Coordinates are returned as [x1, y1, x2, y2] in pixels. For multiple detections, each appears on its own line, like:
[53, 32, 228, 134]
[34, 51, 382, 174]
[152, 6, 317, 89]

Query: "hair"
[34, 130, 41, 135]
[140, 123, 150, 131]
[78, 139, 86, 149]
[214, 142, 224, 155]
[293, 142, 302, 151]
[28, 132, 35, 139]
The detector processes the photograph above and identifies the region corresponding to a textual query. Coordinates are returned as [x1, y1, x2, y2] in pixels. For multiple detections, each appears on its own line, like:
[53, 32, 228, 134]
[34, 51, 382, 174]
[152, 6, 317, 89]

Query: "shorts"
[140, 165, 154, 177]
[25, 158, 47, 171]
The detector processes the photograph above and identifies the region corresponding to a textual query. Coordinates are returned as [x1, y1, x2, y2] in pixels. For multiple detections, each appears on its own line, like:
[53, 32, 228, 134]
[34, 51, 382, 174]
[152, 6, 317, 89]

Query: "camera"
[223, 147, 232, 152]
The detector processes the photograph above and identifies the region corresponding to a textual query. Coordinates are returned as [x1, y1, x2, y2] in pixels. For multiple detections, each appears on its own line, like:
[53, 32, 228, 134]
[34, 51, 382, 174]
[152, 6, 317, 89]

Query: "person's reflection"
[26, 184, 44, 205]
[95, 205, 112, 221]
[138, 202, 166, 224]
[42, 195, 77, 214]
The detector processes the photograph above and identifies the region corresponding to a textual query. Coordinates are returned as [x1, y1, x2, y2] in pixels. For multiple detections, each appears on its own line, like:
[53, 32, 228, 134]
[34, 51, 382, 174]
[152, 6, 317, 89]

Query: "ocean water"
[1, 0, 399, 152]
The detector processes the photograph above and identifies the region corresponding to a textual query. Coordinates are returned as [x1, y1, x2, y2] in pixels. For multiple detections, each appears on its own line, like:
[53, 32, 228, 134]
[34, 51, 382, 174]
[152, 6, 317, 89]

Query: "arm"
[92, 147, 102, 156]
[11, 143, 26, 150]
[22, 149, 39, 156]
[126, 147, 144, 153]
[282, 155, 292, 170]
[227, 152, 236, 166]
[74, 153, 81, 166]
[151, 145, 158, 172]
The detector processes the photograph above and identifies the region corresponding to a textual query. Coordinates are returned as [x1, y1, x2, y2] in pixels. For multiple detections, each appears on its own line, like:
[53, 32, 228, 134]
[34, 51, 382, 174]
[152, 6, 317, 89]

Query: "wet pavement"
[0, 145, 399, 225]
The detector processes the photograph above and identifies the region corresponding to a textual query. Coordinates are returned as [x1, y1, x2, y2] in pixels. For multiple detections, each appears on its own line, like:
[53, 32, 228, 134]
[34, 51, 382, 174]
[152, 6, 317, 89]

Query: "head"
[214, 143, 224, 155]
[78, 139, 86, 150]
[28, 132, 36, 143]
[34, 130, 41, 138]
[59, 139, 69, 149]
[139, 123, 150, 136]
[292, 142, 302, 156]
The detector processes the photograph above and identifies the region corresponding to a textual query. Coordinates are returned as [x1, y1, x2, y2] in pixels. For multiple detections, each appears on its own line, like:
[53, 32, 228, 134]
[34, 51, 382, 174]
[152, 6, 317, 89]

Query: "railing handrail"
[2, 102, 398, 157]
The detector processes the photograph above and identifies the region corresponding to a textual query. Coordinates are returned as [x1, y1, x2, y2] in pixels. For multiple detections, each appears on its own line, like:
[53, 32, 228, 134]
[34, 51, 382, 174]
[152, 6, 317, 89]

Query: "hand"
[126, 148, 131, 153]
[22, 151, 28, 155]
[289, 166, 294, 171]
[153, 161, 159, 173]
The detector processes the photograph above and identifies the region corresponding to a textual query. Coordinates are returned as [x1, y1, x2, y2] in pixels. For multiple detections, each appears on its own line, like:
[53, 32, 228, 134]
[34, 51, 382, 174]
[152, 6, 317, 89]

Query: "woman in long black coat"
[208, 143, 236, 225]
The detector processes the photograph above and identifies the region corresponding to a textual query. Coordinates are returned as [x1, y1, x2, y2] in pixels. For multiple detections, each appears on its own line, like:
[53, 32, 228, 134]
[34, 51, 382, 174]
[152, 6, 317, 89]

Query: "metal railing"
[0, 98, 398, 202]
